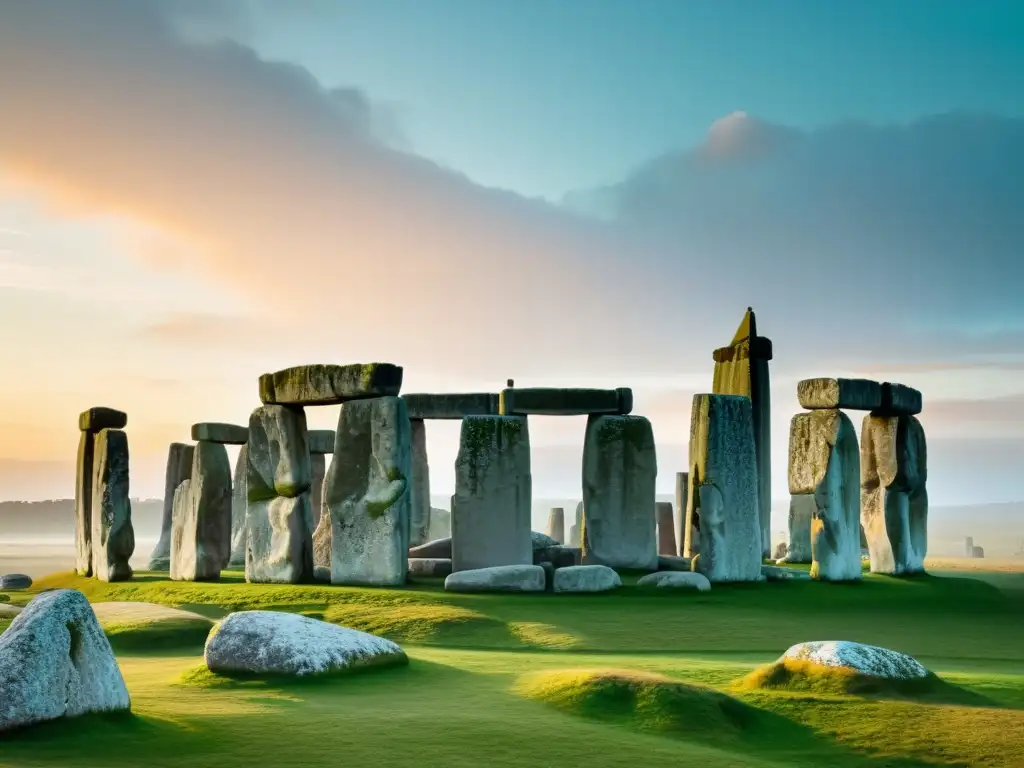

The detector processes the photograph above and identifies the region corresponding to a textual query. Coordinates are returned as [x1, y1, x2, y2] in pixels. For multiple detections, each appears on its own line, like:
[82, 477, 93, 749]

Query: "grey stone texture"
[534, 545, 580, 569]
[78, 407, 127, 433]
[327, 396, 412, 586]
[409, 537, 452, 559]
[546, 507, 565, 543]
[876, 382, 923, 417]
[245, 405, 314, 584]
[427, 507, 451, 541]
[861, 413, 929, 576]
[170, 441, 232, 581]
[498, 387, 632, 416]
[656, 501, 676, 556]
[552, 564, 621, 593]
[451, 416, 532, 572]
[0, 590, 130, 733]
[190, 422, 248, 445]
[309, 452, 326, 534]
[259, 363, 403, 406]
[308, 429, 336, 455]
[407, 558, 452, 578]
[797, 378, 883, 411]
[444, 564, 546, 593]
[637, 571, 711, 591]
[567, 524, 579, 548]
[149, 442, 195, 571]
[409, 419, 431, 548]
[712, 308, 772, 558]
[402, 392, 499, 419]
[228, 444, 248, 568]
[786, 494, 815, 564]
[673, 471, 689, 557]
[74, 432, 94, 577]
[580, 415, 658, 571]
[973, 545, 985, 558]
[657, 555, 692, 571]
[91, 429, 134, 582]
[0, 574, 31, 590]
[684, 394, 761, 583]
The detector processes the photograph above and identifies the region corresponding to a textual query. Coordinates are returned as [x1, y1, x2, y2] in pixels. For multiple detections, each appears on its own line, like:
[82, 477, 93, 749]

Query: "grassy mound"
[179, 650, 410, 690]
[92, 602, 214, 653]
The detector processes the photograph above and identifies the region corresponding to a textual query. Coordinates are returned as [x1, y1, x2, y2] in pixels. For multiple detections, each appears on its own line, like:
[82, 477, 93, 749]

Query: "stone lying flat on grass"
[782, 640, 928, 679]
[797, 378, 882, 411]
[409, 537, 452, 559]
[0, 590, 130, 733]
[636, 571, 711, 591]
[402, 392, 499, 419]
[445, 565, 546, 593]
[552, 565, 621, 593]
[408, 558, 453, 578]
[657, 555, 692, 571]
[0, 574, 31, 590]
[190, 422, 248, 444]
[78, 407, 128, 432]
[499, 387, 633, 416]
[259, 363, 404, 406]
[761, 565, 812, 581]
[204, 610, 407, 677]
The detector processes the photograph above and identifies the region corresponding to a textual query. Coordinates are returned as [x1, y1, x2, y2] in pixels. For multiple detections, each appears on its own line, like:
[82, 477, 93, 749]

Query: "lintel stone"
[259, 363, 403, 406]
[874, 382, 923, 416]
[401, 393, 499, 420]
[191, 422, 248, 445]
[498, 387, 633, 416]
[79, 407, 127, 433]
[797, 378, 882, 411]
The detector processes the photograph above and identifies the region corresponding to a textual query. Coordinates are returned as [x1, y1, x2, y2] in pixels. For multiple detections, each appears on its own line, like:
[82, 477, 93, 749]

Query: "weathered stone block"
[247, 405, 311, 501]
[309, 453, 326, 536]
[427, 507, 450, 541]
[451, 416, 532, 572]
[170, 441, 232, 581]
[78, 407, 127, 433]
[91, 429, 134, 582]
[684, 394, 761, 583]
[673, 471, 688, 558]
[787, 494, 815, 564]
[876, 382, 923, 416]
[498, 387, 632, 416]
[259, 363, 403, 406]
[327, 397, 412, 586]
[228, 444, 248, 568]
[656, 501, 676, 556]
[444, 565, 545, 593]
[402, 393, 499, 419]
[581, 415, 658, 571]
[552, 564, 621, 593]
[407, 558, 452, 578]
[546, 507, 565, 544]
[246, 494, 314, 583]
[148, 442, 195, 571]
[190, 422, 247, 445]
[74, 432, 94, 577]
[409, 419, 431, 548]
[410, 537, 452, 559]
[308, 429, 336, 455]
[797, 378, 882, 411]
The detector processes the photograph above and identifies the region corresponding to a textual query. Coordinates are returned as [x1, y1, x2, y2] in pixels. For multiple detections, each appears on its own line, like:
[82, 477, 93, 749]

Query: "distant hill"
[0, 498, 163, 542]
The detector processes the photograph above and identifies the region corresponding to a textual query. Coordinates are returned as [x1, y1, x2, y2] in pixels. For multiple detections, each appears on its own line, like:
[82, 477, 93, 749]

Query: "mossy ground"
[1, 567, 1023, 767]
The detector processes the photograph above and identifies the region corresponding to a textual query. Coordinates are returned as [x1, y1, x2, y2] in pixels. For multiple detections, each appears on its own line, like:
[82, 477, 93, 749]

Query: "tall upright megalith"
[547, 507, 566, 544]
[91, 427, 134, 582]
[451, 416, 532, 572]
[673, 471, 690, 557]
[75, 407, 127, 577]
[861, 384, 928, 575]
[684, 394, 761, 582]
[228, 444, 248, 567]
[581, 415, 658, 570]
[170, 440, 232, 581]
[712, 308, 772, 558]
[327, 397, 412, 586]
[656, 502, 676, 556]
[149, 442, 195, 571]
[409, 419, 431, 548]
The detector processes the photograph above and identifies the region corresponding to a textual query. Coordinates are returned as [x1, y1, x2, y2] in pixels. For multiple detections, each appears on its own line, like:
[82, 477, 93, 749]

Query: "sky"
[0, 0, 1022, 507]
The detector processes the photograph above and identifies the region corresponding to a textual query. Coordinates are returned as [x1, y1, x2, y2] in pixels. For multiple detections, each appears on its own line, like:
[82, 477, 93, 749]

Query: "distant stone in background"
[309, 453, 326, 534]
[149, 442, 195, 571]
[258, 363, 403, 406]
[409, 419, 431, 547]
[170, 441, 232, 581]
[685, 394, 761, 583]
[0, 589, 130, 733]
[91, 428, 134, 582]
[581, 415, 658, 571]
[567, 524, 579, 548]
[972, 545, 985, 559]
[546, 507, 565, 544]
[427, 507, 451, 541]
[0, 574, 31, 590]
[308, 429, 336, 455]
[773, 541, 789, 561]
[964, 536, 975, 558]
[656, 501, 676, 556]
[673, 471, 689, 557]
[228, 445, 249, 568]
[190, 422, 248, 445]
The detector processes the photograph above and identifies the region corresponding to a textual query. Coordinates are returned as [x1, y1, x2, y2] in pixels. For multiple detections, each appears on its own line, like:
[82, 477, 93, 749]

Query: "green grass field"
[2, 566, 1023, 767]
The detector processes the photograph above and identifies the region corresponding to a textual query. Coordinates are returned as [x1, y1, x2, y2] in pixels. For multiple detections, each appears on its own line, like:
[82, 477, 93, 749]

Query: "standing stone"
[861, 413, 928, 576]
[409, 418, 431, 548]
[964, 537, 974, 557]
[228, 444, 248, 567]
[788, 410, 862, 581]
[567, 502, 583, 546]
[673, 472, 691, 557]
[148, 442, 195, 571]
[170, 441, 232, 581]
[90, 429, 134, 582]
[327, 397, 411, 586]
[972, 545, 984, 559]
[546, 507, 565, 544]
[656, 502, 676, 556]
[309, 453, 327, 534]
[684, 394, 761, 583]
[74, 432, 94, 577]
[427, 507, 451, 541]
[581, 415, 658, 571]
[246, 405, 313, 584]
[451, 416, 531, 572]
[786, 495, 815, 564]
[712, 308, 772, 558]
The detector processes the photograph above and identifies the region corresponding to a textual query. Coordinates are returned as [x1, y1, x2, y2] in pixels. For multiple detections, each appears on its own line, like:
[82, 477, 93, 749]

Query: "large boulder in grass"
[552, 565, 621, 594]
[0, 590, 130, 733]
[444, 565, 546, 593]
[781, 640, 928, 679]
[204, 610, 407, 677]
[0, 574, 32, 590]
[636, 571, 711, 592]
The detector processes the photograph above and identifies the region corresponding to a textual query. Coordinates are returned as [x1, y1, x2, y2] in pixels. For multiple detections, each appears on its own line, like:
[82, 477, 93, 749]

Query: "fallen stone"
[0, 574, 32, 590]
[534, 545, 580, 568]
[451, 416, 532, 572]
[498, 387, 633, 416]
[581, 415, 658, 571]
[204, 610, 406, 677]
[91, 429, 134, 582]
[409, 419, 431, 548]
[247, 405, 311, 501]
[552, 564, 621, 593]
[327, 397, 411, 586]
[246, 494, 314, 584]
[546, 507, 565, 543]
[656, 501, 676, 556]
[190, 422, 247, 445]
[781, 640, 928, 679]
[228, 444, 248, 568]
[0, 590, 130, 733]
[148, 442, 195, 571]
[78, 407, 127, 433]
[636, 571, 711, 591]
[407, 558, 453, 578]
[402, 392, 499, 419]
[657, 555, 692, 572]
[444, 564, 546, 593]
[762, 565, 812, 581]
[74, 432, 94, 577]
[170, 441, 232, 581]
[876, 383, 923, 417]
[797, 378, 883, 411]
[259, 363, 403, 406]
[409, 537, 452, 559]
[685, 394, 761, 582]
[308, 429, 336, 455]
